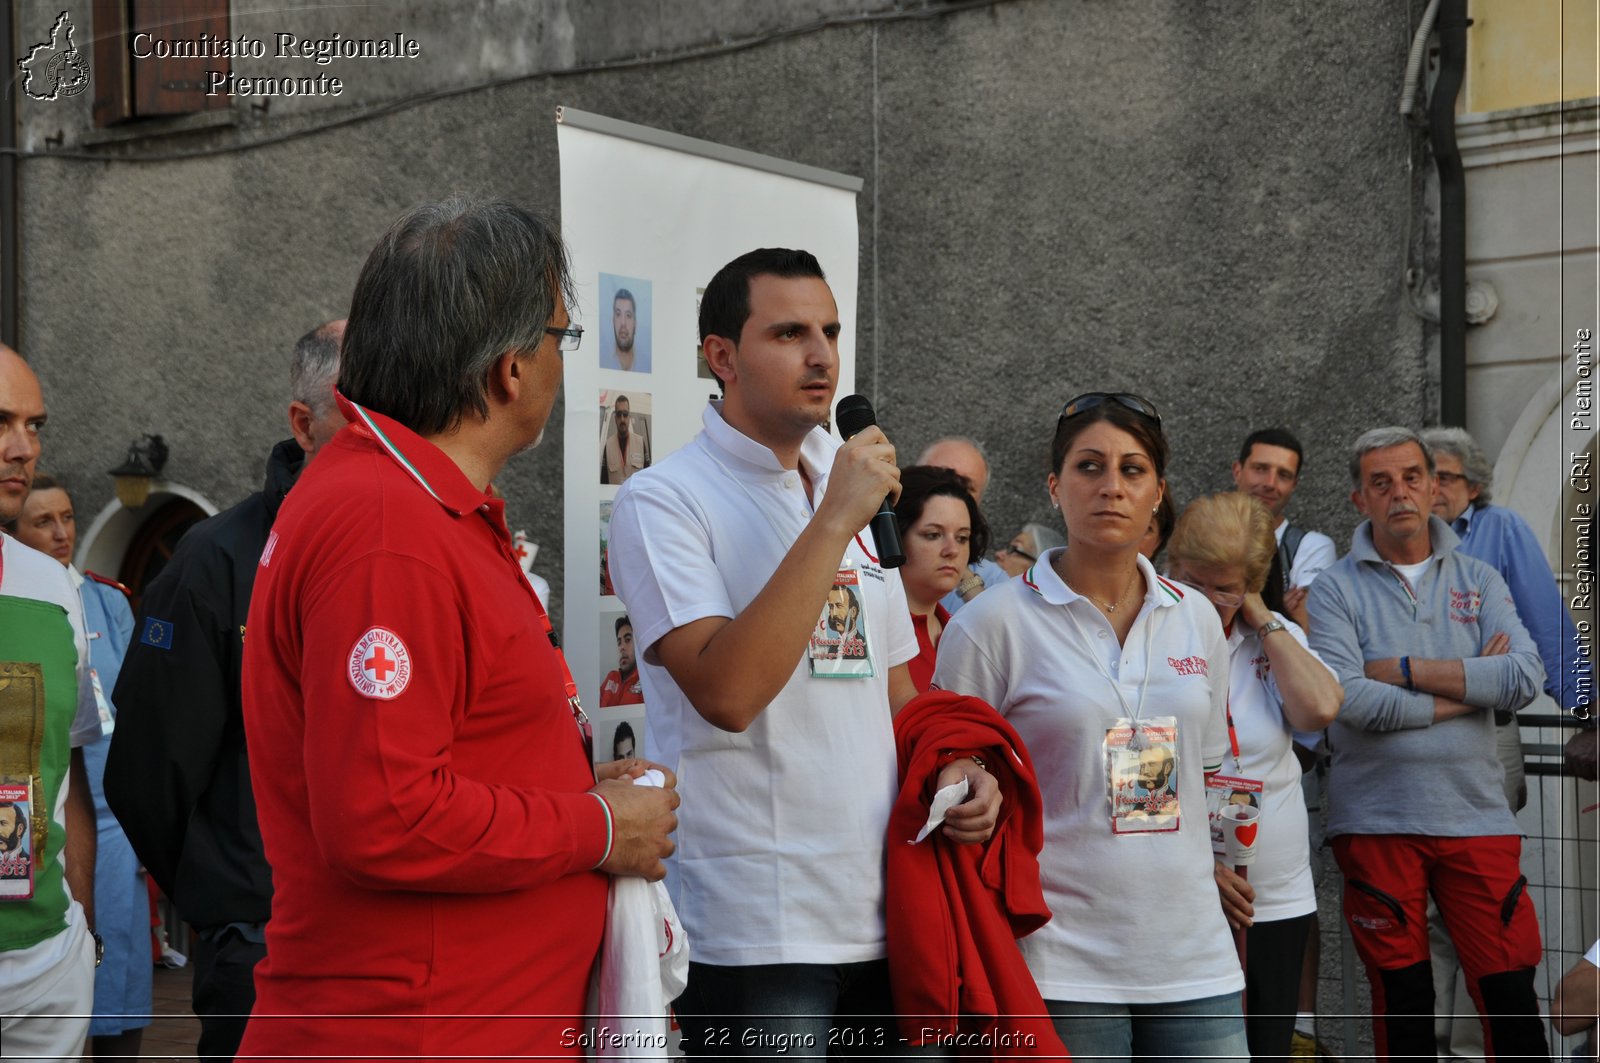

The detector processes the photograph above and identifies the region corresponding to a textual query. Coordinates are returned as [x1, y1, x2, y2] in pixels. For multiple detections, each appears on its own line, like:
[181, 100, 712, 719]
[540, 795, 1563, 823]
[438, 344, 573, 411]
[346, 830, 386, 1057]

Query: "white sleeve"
[1200, 606, 1231, 774]
[931, 609, 1011, 712]
[1289, 531, 1339, 588]
[607, 481, 735, 664]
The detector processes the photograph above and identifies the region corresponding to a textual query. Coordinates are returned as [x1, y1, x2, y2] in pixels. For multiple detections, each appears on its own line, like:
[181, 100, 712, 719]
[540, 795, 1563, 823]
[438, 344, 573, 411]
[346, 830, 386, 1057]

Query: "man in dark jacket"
[105, 321, 342, 1061]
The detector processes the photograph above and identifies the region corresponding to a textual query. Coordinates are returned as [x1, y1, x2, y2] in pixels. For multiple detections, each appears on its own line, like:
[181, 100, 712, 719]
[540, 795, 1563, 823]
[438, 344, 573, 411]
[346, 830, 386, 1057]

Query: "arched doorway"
[77, 484, 218, 609]
[116, 497, 208, 611]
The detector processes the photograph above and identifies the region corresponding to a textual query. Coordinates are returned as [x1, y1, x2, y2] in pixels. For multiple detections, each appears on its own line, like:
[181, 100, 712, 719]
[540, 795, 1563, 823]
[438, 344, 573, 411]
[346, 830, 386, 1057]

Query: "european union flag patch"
[140, 617, 174, 650]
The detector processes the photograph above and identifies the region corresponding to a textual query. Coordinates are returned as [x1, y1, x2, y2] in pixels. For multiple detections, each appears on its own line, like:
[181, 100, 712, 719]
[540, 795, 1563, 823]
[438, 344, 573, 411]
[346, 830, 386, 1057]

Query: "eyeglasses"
[1435, 471, 1469, 486]
[1057, 392, 1162, 429]
[998, 540, 1037, 562]
[546, 325, 584, 351]
[1173, 578, 1246, 610]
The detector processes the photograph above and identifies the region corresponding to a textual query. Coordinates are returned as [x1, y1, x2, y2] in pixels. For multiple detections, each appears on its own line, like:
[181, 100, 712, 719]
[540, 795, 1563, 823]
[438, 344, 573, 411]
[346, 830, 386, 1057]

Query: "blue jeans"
[1046, 992, 1249, 1063]
[675, 959, 897, 1059]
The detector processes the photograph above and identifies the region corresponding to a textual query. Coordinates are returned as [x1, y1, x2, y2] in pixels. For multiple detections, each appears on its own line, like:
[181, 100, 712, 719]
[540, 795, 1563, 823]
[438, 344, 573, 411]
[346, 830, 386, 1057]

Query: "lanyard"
[1060, 590, 1159, 728]
[516, 544, 595, 775]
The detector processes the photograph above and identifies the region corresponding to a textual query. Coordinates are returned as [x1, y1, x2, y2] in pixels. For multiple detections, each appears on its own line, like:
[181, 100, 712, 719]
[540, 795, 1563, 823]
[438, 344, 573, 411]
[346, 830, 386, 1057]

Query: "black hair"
[1237, 427, 1305, 476]
[1050, 400, 1169, 480]
[698, 249, 826, 392]
[893, 465, 992, 567]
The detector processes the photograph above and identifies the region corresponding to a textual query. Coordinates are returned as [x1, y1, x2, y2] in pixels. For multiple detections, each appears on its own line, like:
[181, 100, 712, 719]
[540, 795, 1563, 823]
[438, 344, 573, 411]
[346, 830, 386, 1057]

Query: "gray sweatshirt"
[1308, 516, 1544, 838]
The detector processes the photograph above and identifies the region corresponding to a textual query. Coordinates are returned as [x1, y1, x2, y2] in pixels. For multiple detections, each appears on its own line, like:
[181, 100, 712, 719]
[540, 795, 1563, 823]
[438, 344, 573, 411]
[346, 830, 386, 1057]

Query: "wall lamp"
[108, 434, 169, 508]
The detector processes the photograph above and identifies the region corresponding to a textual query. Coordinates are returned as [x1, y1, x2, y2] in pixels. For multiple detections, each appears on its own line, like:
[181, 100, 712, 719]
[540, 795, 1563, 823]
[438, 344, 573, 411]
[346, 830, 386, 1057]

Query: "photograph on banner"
[694, 285, 717, 380]
[599, 389, 652, 486]
[598, 605, 644, 709]
[598, 273, 652, 374]
[597, 705, 647, 767]
[599, 499, 615, 597]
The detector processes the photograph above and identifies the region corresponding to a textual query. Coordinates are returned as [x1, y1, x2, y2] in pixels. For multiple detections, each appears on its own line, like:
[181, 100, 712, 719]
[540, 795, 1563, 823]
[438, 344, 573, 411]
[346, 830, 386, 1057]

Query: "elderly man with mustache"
[1306, 426, 1549, 1063]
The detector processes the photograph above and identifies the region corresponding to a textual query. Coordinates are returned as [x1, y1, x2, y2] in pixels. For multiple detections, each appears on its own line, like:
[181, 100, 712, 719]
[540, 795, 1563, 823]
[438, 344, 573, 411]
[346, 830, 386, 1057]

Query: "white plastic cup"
[1220, 803, 1261, 868]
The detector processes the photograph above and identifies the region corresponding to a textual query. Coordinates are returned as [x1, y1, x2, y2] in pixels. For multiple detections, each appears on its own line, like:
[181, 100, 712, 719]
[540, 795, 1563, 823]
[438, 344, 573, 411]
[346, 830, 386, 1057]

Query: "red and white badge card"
[1206, 773, 1263, 855]
[0, 781, 35, 900]
[1106, 717, 1180, 834]
[808, 566, 874, 679]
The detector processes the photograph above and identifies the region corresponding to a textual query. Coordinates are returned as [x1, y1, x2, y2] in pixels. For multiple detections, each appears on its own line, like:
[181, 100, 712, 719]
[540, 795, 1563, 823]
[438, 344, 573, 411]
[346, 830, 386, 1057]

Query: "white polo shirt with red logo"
[933, 550, 1243, 1004]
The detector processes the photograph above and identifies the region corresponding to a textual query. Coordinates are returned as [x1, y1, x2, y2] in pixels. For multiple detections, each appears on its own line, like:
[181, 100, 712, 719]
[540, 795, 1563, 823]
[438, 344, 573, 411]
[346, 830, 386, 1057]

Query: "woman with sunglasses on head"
[933, 393, 1250, 1063]
[892, 465, 992, 692]
[1166, 492, 1342, 1063]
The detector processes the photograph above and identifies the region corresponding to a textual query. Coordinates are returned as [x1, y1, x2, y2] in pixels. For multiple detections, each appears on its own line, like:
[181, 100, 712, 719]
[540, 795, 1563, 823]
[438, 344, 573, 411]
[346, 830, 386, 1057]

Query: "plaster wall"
[10, 1, 1419, 619]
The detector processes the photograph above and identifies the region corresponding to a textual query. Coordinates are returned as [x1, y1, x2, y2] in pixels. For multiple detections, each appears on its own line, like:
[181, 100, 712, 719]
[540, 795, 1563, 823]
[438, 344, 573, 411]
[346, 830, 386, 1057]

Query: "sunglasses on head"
[1057, 392, 1162, 429]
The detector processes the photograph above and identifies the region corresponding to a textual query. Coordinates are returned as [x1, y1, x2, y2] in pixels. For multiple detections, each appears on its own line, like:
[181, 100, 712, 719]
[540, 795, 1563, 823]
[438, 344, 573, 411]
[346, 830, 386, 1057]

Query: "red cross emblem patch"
[347, 627, 412, 700]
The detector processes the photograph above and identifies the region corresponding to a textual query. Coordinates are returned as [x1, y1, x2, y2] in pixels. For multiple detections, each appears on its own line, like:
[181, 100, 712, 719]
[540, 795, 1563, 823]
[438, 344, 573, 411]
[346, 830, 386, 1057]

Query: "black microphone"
[834, 394, 905, 569]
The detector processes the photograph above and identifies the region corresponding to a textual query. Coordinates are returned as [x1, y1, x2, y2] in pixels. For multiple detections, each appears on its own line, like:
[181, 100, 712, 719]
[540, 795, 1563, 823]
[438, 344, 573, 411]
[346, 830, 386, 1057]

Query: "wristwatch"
[91, 930, 104, 967]
[1257, 619, 1287, 641]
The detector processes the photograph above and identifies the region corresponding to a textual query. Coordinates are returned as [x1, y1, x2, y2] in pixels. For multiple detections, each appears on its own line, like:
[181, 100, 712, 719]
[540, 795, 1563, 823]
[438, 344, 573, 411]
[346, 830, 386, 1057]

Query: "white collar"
[1021, 549, 1186, 610]
[700, 400, 836, 487]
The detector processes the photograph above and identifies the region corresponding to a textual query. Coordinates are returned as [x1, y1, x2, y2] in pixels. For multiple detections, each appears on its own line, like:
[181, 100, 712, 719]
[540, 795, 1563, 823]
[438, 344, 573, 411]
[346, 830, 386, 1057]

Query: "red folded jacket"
[887, 689, 1068, 1058]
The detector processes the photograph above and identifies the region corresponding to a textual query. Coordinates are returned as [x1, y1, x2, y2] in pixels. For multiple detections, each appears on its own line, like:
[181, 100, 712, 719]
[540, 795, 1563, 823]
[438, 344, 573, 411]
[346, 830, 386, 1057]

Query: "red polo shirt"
[238, 395, 607, 1060]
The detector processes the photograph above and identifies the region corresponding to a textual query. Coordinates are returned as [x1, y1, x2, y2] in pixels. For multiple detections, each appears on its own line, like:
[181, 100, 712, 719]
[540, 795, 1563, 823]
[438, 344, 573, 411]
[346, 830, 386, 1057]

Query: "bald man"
[0, 345, 102, 1056]
[918, 436, 1009, 612]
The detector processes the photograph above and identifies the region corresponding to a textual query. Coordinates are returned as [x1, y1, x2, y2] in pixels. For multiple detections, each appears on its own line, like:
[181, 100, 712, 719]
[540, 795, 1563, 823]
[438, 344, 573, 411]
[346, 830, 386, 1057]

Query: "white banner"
[556, 108, 862, 759]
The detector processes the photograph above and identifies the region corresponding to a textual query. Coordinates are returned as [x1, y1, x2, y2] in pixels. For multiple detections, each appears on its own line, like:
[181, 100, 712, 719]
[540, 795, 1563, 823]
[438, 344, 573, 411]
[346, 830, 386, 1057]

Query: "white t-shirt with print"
[0, 534, 97, 1010]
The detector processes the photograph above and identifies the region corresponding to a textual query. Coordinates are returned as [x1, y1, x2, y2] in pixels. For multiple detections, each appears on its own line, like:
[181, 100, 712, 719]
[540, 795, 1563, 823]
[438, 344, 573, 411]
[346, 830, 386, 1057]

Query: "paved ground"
[126, 963, 200, 1060]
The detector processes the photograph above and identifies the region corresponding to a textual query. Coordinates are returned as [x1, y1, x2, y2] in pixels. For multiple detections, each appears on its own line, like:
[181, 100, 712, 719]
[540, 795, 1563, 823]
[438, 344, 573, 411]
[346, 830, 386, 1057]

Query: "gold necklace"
[1066, 565, 1142, 614]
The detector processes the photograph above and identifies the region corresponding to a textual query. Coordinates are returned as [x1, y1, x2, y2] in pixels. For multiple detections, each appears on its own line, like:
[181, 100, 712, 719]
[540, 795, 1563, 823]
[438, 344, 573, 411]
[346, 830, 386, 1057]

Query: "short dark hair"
[27, 472, 63, 495]
[2, 472, 64, 533]
[613, 288, 635, 308]
[698, 249, 826, 392]
[612, 721, 635, 758]
[340, 196, 573, 436]
[1238, 427, 1305, 476]
[1050, 398, 1169, 481]
[615, 615, 632, 636]
[1151, 490, 1176, 557]
[893, 465, 992, 567]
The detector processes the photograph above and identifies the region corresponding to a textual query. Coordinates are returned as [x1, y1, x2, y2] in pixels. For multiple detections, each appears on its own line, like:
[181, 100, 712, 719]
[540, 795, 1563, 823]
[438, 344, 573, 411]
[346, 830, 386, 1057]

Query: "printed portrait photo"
[599, 389, 652, 487]
[599, 273, 652, 374]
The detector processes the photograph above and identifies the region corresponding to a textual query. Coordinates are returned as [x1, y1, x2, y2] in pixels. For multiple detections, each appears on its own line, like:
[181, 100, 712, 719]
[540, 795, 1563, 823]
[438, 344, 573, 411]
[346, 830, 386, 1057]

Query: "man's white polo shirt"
[608, 402, 916, 967]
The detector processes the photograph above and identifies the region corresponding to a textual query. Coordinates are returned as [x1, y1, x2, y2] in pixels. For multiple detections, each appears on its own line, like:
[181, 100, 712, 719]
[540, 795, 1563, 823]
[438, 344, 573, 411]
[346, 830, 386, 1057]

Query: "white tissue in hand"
[913, 777, 970, 843]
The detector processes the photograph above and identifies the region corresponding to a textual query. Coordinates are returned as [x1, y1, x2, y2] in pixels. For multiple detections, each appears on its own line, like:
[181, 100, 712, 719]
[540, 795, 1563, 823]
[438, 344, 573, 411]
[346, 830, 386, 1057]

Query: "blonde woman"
[1166, 492, 1342, 1063]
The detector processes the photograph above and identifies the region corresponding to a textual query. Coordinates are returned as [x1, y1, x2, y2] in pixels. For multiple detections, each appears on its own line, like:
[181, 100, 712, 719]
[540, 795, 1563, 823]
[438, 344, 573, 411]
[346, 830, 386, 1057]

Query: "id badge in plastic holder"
[0, 779, 36, 900]
[808, 563, 875, 679]
[1206, 773, 1262, 855]
[1106, 716, 1181, 834]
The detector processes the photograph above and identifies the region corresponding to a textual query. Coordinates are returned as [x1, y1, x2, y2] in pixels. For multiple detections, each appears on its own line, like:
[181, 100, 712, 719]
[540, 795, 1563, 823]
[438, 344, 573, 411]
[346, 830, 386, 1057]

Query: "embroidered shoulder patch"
[347, 627, 412, 700]
[140, 617, 174, 650]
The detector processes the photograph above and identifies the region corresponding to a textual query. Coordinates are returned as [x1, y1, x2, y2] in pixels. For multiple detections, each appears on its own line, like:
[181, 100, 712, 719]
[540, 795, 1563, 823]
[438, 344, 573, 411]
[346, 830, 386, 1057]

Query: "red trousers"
[1333, 834, 1547, 1062]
